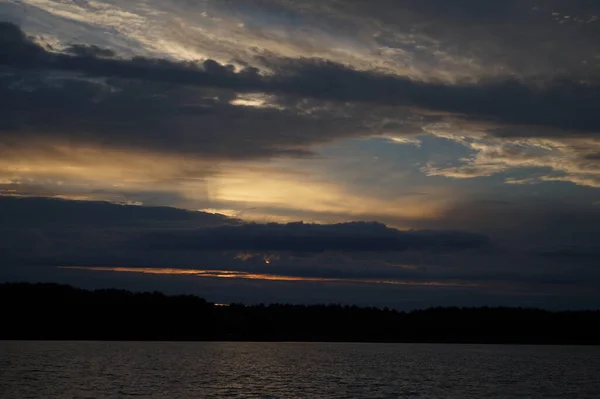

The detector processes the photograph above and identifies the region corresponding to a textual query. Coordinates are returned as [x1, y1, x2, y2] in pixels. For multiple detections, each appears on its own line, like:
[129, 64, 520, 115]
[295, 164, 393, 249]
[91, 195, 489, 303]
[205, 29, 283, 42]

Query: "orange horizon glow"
[58, 266, 479, 288]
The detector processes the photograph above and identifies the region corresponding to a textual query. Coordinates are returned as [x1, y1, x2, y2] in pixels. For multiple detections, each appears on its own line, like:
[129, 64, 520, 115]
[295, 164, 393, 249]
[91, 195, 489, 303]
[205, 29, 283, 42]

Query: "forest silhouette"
[2, 283, 599, 345]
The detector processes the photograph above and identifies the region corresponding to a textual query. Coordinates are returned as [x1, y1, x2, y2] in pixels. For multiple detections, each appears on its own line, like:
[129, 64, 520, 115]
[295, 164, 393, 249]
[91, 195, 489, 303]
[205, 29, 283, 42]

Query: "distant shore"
[3, 283, 600, 345]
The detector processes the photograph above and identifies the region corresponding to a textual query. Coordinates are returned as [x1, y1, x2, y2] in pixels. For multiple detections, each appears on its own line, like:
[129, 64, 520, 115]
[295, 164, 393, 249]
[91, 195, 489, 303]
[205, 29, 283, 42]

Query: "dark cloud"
[584, 153, 600, 161]
[126, 221, 490, 253]
[435, 198, 600, 245]
[537, 247, 600, 260]
[0, 196, 238, 269]
[0, 196, 541, 294]
[0, 71, 370, 159]
[0, 196, 489, 255]
[1, 21, 600, 148]
[2, 196, 599, 309]
[0, 22, 260, 87]
[0, 24, 429, 160]
[266, 58, 600, 135]
[0, 196, 236, 229]
[256, 0, 600, 78]
[0, 21, 48, 68]
[64, 44, 116, 59]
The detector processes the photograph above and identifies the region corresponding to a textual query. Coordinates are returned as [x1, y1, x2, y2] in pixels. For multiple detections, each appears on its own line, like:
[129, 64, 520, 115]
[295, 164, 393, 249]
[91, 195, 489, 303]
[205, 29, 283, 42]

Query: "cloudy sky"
[1, 0, 600, 309]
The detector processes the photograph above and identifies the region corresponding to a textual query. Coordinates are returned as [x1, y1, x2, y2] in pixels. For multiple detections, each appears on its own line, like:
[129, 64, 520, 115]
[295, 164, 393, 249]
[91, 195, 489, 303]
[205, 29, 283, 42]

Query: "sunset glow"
[1, 0, 599, 309]
[58, 266, 479, 289]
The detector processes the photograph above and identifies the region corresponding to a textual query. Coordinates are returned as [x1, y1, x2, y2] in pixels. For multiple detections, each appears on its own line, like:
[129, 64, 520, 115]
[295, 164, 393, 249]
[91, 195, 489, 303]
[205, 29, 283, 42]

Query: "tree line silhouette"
[2, 283, 599, 344]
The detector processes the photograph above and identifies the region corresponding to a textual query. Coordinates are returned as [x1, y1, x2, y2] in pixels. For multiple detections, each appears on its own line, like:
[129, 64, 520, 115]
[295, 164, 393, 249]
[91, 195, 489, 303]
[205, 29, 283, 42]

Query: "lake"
[1, 341, 600, 398]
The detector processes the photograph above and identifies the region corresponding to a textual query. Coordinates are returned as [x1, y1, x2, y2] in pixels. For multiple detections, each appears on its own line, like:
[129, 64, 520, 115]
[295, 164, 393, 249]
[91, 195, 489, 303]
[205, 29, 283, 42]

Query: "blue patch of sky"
[313, 134, 600, 204]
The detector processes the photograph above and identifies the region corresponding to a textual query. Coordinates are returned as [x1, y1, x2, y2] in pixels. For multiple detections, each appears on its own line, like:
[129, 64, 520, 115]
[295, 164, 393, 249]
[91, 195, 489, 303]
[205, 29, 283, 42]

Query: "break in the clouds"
[1, 1, 600, 308]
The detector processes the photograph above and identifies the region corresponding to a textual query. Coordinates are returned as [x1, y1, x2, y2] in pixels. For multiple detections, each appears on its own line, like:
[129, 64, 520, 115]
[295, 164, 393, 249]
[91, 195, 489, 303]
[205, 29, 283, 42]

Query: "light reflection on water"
[1, 341, 600, 398]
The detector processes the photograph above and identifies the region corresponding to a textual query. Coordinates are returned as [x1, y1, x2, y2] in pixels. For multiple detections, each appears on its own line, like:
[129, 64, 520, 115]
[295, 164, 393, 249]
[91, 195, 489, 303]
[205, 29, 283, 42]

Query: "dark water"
[1, 341, 600, 398]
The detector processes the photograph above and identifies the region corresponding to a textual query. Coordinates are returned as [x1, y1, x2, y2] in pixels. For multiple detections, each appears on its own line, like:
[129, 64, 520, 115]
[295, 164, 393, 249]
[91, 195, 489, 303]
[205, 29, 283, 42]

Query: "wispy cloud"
[58, 266, 480, 288]
[423, 134, 600, 187]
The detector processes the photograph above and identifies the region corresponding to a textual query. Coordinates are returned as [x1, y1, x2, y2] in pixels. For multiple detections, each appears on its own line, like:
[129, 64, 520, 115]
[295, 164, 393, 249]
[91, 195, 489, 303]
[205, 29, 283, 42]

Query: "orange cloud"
[58, 266, 479, 288]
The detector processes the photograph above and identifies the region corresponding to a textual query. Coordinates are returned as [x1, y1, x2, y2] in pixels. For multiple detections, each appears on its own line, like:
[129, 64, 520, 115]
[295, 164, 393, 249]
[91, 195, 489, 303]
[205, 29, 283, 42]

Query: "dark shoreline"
[3, 283, 600, 345]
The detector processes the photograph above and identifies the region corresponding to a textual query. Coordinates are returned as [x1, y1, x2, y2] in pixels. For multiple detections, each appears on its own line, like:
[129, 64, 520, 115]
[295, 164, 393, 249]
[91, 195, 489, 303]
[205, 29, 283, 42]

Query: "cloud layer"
[2, 18, 600, 192]
[4, 21, 600, 136]
[1, 197, 599, 308]
[1, 1, 600, 308]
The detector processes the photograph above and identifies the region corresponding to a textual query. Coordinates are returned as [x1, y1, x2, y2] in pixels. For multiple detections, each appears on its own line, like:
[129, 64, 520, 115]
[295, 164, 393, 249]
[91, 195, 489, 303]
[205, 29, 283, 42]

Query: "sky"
[1, 0, 600, 309]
